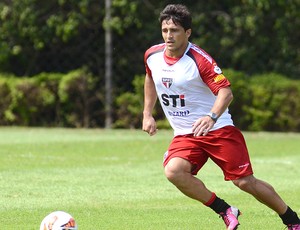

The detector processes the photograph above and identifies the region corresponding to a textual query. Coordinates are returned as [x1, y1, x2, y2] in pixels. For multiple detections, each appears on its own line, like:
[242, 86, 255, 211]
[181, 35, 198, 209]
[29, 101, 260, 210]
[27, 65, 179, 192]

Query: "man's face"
[161, 19, 191, 57]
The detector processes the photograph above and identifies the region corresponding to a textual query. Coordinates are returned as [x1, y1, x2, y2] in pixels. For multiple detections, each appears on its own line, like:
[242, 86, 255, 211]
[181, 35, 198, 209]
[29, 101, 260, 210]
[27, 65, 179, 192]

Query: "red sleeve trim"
[144, 44, 165, 77]
[187, 46, 231, 95]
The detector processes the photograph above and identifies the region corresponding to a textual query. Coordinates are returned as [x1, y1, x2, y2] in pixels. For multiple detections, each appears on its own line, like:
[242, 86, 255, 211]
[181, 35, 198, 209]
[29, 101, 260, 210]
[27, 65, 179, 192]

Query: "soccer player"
[142, 4, 300, 230]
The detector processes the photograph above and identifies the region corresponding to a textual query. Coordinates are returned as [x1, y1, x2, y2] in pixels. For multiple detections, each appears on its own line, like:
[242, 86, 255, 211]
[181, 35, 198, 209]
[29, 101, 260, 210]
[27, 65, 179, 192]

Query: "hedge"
[0, 69, 103, 127]
[0, 69, 299, 131]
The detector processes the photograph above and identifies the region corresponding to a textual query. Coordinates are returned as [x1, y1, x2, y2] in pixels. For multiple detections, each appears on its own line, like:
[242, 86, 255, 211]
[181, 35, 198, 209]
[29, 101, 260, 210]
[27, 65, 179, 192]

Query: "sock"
[204, 192, 231, 214]
[279, 206, 300, 225]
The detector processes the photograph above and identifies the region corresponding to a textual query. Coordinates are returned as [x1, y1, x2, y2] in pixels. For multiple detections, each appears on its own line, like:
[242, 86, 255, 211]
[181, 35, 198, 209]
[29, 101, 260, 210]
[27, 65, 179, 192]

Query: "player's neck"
[165, 42, 189, 58]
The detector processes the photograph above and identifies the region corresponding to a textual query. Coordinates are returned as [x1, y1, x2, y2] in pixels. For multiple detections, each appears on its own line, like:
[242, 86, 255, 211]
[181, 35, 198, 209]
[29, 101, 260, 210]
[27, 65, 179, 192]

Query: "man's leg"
[164, 157, 212, 202]
[165, 157, 240, 229]
[232, 175, 286, 213]
[232, 175, 300, 226]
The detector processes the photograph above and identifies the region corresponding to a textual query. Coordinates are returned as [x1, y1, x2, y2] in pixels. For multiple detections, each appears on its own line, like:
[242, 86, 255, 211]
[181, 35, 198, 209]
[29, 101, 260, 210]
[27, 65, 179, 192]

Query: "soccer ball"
[40, 211, 78, 230]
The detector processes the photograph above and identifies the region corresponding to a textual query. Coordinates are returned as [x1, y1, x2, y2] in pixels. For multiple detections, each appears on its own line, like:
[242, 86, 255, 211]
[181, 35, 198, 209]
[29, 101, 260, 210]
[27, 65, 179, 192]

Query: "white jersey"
[144, 42, 234, 136]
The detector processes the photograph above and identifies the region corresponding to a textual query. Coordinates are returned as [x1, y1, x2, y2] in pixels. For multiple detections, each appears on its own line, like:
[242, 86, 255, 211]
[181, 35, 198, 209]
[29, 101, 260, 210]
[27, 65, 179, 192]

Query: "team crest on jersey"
[162, 78, 173, 88]
[213, 64, 222, 74]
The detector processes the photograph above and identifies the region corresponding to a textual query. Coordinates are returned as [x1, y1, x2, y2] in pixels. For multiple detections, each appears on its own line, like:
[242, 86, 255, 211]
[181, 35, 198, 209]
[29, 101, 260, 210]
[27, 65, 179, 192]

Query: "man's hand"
[142, 116, 158, 136]
[192, 116, 215, 136]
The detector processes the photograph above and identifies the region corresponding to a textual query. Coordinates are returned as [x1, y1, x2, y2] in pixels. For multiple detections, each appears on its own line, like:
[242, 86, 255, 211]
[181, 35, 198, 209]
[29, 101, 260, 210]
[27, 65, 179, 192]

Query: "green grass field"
[0, 128, 299, 229]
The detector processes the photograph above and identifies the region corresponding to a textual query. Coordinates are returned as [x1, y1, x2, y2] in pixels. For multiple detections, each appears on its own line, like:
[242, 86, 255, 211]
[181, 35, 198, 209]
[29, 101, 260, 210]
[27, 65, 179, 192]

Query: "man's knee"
[164, 161, 181, 183]
[232, 175, 256, 191]
[164, 158, 191, 184]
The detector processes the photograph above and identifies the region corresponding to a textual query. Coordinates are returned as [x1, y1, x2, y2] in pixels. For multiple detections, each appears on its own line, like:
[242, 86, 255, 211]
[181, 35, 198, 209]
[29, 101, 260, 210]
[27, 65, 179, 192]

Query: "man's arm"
[209, 87, 233, 118]
[192, 87, 233, 136]
[142, 73, 158, 136]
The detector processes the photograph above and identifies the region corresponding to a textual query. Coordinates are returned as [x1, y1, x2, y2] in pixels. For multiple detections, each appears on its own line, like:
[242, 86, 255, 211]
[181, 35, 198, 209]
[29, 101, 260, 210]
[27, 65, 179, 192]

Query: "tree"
[190, 0, 300, 77]
[0, 0, 103, 76]
[0, 0, 299, 129]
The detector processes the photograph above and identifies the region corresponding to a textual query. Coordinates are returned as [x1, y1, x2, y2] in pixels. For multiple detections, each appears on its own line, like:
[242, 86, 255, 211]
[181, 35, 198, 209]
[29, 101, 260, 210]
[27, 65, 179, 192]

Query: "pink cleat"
[220, 206, 241, 230]
[287, 224, 300, 230]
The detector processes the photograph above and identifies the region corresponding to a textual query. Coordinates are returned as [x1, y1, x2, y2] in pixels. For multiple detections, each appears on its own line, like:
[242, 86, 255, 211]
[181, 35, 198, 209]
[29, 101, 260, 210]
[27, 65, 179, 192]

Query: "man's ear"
[186, 29, 192, 38]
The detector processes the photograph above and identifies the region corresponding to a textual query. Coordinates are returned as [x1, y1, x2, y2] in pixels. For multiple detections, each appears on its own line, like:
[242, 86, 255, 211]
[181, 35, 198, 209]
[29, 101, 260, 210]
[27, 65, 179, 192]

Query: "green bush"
[0, 76, 13, 125]
[0, 70, 299, 131]
[115, 75, 144, 128]
[0, 69, 102, 127]
[224, 69, 251, 129]
[0, 74, 57, 126]
[245, 73, 300, 131]
[58, 68, 100, 127]
[34, 72, 64, 125]
[225, 70, 300, 131]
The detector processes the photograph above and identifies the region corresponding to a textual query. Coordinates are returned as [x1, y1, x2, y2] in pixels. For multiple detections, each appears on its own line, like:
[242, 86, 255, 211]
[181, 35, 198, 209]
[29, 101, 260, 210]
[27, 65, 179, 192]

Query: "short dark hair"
[159, 4, 192, 31]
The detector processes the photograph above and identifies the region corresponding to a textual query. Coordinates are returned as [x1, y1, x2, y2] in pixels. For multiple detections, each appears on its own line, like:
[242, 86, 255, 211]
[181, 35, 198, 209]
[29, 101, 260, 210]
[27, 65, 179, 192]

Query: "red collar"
[163, 52, 183, 65]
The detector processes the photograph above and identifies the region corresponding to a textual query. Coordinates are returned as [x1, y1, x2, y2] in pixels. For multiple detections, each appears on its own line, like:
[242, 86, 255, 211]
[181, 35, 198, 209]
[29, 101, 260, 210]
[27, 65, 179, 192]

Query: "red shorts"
[163, 126, 253, 181]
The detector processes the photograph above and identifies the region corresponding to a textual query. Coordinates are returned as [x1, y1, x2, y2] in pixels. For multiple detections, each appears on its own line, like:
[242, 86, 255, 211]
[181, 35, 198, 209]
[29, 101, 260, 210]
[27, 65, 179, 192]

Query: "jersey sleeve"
[144, 44, 165, 78]
[199, 58, 231, 95]
[144, 50, 152, 77]
[189, 46, 231, 95]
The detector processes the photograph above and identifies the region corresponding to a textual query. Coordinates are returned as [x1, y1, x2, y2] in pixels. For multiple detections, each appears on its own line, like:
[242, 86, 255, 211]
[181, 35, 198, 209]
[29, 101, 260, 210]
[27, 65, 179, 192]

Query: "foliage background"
[0, 0, 299, 131]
